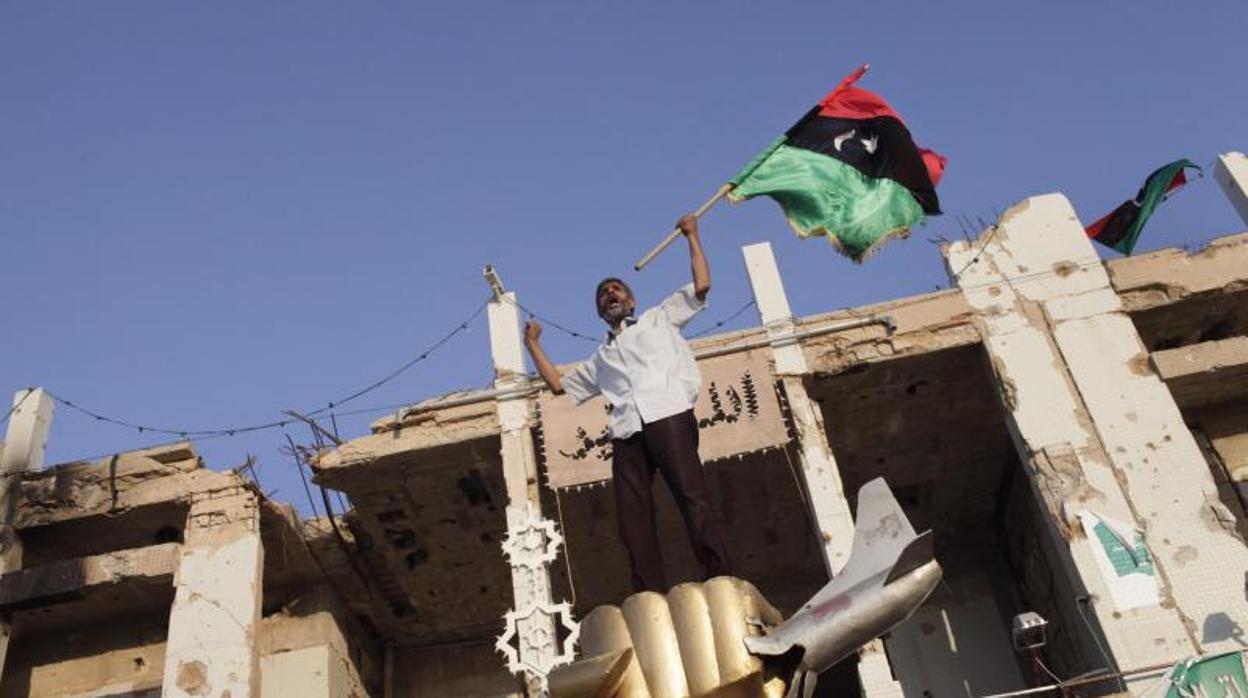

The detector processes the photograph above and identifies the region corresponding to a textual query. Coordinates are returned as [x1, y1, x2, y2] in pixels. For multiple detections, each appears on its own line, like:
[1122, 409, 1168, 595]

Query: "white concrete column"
[742, 243, 854, 575]
[856, 640, 904, 698]
[945, 194, 1248, 690]
[260, 646, 352, 698]
[0, 388, 54, 475]
[489, 292, 560, 694]
[1215, 152, 1248, 225]
[0, 387, 54, 679]
[742, 245, 903, 697]
[162, 490, 264, 698]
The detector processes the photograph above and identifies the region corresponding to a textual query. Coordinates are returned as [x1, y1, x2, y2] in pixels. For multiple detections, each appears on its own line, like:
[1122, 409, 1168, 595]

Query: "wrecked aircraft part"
[744, 477, 942, 698]
[548, 478, 939, 697]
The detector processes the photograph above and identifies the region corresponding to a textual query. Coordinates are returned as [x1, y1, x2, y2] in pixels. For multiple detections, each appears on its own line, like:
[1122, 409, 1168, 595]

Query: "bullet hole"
[154, 526, 182, 544]
[388, 600, 413, 618]
[377, 509, 407, 523]
[906, 380, 929, 395]
[404, 549, 429, 570]
[384, 528, 417, 548]
[457, 469, 492, 506]
[894, 485, 921, 510]
[133, 656, 146, 671]
[480, 532, 494, 543]
[479, 585, 489, 595]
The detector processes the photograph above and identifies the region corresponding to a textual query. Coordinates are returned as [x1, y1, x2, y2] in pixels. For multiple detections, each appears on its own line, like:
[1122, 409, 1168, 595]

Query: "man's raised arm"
[679, 214, 711, 301]
[523, 320, 565, 394]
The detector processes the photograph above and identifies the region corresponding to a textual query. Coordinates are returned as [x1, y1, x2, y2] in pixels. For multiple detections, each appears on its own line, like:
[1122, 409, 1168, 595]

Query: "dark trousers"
[612, 410, 731, 592]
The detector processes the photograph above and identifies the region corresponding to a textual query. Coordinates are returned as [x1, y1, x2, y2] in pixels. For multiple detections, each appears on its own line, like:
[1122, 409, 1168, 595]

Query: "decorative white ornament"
[495, 600, 580, 682]
[501, 503, 563, 570]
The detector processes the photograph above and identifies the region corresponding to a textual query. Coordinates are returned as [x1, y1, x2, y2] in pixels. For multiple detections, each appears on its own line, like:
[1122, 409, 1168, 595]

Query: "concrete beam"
[258, 588, 371, 698]
[162, 490, 264, 698]
[799, 289, 978, 376]
[15, 453, 233, 529]
[1151, 336, 1248, 409]
[945, 194, 1248, 689]
[0, 542, 177, 608]
[743, 243, 901, 698]
[1215, 152, 1248, 225]
[1107, 232, 1248, 313]
[743, 243, 855, 575]
[314, 400, 499, 485]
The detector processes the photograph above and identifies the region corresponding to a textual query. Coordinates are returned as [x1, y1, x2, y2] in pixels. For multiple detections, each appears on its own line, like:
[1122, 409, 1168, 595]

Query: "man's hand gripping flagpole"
[634, 183, 733, 271]
[633, 63, 871, 272]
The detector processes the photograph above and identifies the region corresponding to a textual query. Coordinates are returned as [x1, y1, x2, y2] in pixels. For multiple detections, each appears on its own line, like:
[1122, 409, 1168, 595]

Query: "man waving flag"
[728, 64, 946, 262]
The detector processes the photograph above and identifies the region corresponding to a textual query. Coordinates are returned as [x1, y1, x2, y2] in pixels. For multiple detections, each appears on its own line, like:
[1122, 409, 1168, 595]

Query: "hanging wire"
[0, 387, 35, 429]
[500, 295, 599, 343]
[505, 293, 763, 343]
[43, 298, 489, 441]
[947, 221, 1004, 280]
[307, 300, 489, 415]
[688, 300, 757, 338]
[284, 432, 322, 519]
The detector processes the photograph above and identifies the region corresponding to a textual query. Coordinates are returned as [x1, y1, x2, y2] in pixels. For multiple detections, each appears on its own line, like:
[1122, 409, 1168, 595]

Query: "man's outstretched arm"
[524, 320, 564, 394]
[679, 214, 711, 301]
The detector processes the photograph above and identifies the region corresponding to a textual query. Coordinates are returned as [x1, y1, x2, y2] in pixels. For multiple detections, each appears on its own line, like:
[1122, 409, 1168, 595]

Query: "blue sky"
[3, 2, 1245, 512]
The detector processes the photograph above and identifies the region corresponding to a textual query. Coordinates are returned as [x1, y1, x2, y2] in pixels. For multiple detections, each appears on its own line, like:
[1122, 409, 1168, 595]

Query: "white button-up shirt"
[563, 283, 706, 439]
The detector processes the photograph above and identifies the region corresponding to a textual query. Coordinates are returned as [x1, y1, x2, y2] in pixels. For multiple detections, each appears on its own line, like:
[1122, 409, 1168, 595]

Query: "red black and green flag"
[1085, 160, 1200, 255]
[728, 65, 946, 262]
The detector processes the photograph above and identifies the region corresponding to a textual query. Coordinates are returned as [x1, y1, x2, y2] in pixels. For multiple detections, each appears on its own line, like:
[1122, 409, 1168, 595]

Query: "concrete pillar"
[260, 646, 352, 698]
[742, 243, 854, 574]
[742, 244, 902, 697]
[1215, 152, 1248, 225]
[945, 194, 1248, 690]
[0, 388, 54, 475]
[162, 490, 264, 698]
[0, 387, 54, 680]
[488, 292, 559, 694]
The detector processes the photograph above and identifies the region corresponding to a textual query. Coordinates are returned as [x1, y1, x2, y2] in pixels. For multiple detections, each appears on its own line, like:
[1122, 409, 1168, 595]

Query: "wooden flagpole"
[634, 63, 870, 272]
[634, 183, 733, 271]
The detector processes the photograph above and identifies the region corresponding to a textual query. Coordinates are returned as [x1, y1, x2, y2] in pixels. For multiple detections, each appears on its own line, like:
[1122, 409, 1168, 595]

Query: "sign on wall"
[538, 350, 789, 489]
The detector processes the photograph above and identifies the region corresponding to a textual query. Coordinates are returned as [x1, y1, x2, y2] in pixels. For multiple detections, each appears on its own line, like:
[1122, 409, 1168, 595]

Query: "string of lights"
[503, 292, 761, 344]
[688, 300, 757, 338]
[500, 295, 599, 343]
[305, 301, 488, 415]
[44, 299, 490, 441]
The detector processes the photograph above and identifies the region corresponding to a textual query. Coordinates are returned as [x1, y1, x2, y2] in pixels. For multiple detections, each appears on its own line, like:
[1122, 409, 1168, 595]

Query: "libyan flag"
[728, 65, 946, 262]
[1085, 159, 1200, 255]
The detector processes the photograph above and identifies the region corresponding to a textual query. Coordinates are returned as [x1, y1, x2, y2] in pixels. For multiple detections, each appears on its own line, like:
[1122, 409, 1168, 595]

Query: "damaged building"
[2, 152, 1248, 697]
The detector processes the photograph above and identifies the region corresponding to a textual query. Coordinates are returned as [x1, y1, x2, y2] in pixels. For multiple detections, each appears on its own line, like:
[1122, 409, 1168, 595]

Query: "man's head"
[595, 277, 636, 327]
